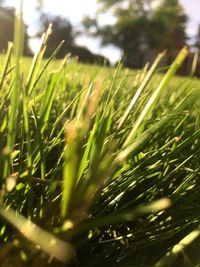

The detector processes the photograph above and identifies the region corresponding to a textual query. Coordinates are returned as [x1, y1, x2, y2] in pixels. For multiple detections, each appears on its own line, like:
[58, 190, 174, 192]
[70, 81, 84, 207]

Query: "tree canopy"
[38, 14, 74, 58]
[150, 0, 187, 50]
[0, 0, 189, 67]
[84, 0, 188, 68]
[38, 13, 110, 65]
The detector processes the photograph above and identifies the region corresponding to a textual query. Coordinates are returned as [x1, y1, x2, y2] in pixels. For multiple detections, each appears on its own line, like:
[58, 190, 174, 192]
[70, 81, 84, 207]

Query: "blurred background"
[0, 0, 199, 73]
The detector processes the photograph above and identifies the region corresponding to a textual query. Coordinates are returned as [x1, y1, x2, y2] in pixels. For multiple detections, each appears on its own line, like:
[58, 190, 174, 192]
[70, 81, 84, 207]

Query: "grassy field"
[1, 32, 200, 267]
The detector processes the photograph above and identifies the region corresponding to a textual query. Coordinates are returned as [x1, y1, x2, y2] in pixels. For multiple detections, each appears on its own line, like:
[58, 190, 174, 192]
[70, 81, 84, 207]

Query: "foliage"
[38, 13, 109, 65]
[38, 14, 74, 58]
[150, 0, 187, 51]
[84, 0, 188, 68]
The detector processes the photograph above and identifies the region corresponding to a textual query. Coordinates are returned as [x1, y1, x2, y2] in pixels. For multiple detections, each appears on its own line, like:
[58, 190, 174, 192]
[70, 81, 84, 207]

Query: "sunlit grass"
[0, 22, 200, 267]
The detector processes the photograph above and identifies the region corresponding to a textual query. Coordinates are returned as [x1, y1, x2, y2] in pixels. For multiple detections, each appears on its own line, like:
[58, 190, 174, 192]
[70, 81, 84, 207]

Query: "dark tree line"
[38, 13, 110, 65]
[0, 3, 110, 65]
[0, 0, 200, 70]
[83, 0, 189, 68]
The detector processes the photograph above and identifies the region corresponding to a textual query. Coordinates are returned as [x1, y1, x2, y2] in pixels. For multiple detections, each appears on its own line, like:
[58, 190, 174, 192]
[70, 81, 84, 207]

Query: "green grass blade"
[0, 204, 75, 263]
[0, 42, 13, 92]
[155, 227, 200, 267]
[124, 47, 188, 147]
[118, 51, 165, 130]
[26, 24, 52, 95]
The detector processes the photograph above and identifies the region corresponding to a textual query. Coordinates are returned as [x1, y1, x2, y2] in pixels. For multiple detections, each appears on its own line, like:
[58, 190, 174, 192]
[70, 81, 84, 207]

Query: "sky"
[5, 0, 200, 63]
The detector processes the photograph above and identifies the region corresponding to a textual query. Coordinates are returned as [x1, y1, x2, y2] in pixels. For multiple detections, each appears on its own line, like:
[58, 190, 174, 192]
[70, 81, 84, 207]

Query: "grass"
[1, 21, 200, 267]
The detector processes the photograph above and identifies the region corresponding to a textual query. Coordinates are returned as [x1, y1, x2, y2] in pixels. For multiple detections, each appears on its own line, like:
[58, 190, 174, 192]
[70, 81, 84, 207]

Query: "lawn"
[1, 38, 200, 267]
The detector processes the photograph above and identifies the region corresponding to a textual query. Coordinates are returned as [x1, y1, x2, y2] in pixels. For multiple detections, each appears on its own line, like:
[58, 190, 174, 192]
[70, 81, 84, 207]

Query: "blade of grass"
[26, 24, 52, 96]
[123, 47, 188, 147]
[0, 204, 75, 263]
[33, 40, 65, 88]
[0, 42, 13, 92]
[117, 51, 165, 130]
[4, 1, 24, 178]
[155, 227, 200, 267]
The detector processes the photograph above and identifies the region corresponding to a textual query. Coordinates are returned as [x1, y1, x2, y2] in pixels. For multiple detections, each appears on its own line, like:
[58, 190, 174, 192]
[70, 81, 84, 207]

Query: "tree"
[38, 13, 110, 65]
[0, 6, 31, 55]
[95, 0, 155, 68]
[83, 0, 187, 68]
[150, 0, 187, 51]
[38, 14, 74, 58]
